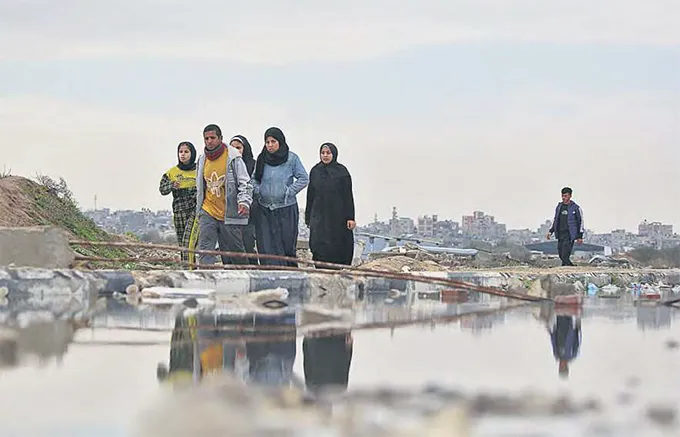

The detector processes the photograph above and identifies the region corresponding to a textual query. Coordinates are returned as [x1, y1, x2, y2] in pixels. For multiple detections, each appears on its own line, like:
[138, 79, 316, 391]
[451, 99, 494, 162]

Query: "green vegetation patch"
[20, 175, 129, 260]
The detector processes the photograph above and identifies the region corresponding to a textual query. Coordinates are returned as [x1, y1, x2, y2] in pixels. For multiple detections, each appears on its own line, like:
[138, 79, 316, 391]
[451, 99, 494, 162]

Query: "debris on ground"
[361, 243, 475, 271]
[361, 255, 449, 272]
[588, 255, 633, 268]
[296, 248, 313, 263]
[358, 243, 533, 271]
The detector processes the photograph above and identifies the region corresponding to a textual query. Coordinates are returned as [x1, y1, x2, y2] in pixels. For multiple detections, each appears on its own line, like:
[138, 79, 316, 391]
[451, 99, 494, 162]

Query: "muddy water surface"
[0, 297, 678, 437]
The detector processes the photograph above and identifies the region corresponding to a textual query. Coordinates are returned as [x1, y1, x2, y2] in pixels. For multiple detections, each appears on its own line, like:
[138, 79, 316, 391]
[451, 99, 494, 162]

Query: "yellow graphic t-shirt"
[166, 167, 197, 189]
[202, 150, 228, 220]
[199, 343, 224, 376]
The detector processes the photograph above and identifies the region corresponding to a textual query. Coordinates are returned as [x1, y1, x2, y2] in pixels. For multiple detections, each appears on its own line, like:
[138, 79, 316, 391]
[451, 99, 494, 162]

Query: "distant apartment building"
[506, 229, 535, 245]
[390, 207, 415, 236]
[364, 219, 391, 236]
[417, 214, 437, 237]
[638, 220, 673, 238]
[538, 219, 553, 236]
[84, 208, 172, 236]
[609, 229, 638, 251]
[589, 229, 644, 253]
[461, 211, 506, 240]
[433, 219, 460, 236]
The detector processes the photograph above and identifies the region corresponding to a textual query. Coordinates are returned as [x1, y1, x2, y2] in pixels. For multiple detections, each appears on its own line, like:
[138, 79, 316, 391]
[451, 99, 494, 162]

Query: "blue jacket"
[550, 316, 581, 361]
[549, 201, 584, 241]
[252, 152, 309, 210]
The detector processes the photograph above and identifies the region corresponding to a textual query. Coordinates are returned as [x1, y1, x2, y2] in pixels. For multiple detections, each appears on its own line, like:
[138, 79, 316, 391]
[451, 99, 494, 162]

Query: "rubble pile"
[361, 255, 449, 272]
[588, 254, 635, 268]
[358, 243, 530, 272]
[295, 248, 313, 263]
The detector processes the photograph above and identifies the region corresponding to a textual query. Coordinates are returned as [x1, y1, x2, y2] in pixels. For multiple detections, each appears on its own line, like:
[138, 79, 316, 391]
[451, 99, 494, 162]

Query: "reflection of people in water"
[636, 304, 672, 331]
[246, 313, 297, 387]
[548, 313, 582, 379]
[156, 311, 197, 383]
[302, 332, 353, 395]
[158, 307, 297, 387]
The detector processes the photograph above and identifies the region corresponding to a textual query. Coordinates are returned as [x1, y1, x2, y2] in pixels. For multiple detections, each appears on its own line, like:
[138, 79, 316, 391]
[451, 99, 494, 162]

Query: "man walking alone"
[546, 187, 584, 267]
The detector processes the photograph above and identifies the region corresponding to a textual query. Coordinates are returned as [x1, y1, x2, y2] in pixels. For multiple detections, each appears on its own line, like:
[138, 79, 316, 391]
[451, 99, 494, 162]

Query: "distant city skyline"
[86, 204, 679, 256]
[85, 203, 677, 236]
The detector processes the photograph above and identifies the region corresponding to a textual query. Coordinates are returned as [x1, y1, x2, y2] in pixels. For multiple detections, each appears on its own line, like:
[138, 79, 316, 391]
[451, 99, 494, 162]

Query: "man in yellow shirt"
[196, 124, 253, 265]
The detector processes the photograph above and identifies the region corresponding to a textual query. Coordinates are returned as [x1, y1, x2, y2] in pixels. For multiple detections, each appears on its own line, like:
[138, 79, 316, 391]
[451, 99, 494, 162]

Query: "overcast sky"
[0, 1, 678, 233]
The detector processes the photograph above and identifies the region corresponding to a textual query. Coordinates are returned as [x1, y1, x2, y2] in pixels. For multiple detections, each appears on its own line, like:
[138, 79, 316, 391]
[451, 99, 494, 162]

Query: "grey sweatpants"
[198, 211, 248, 265]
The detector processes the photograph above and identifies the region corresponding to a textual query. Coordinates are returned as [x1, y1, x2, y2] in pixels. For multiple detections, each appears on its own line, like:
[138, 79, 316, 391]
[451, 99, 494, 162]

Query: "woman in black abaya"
[305, 143, 356, 266]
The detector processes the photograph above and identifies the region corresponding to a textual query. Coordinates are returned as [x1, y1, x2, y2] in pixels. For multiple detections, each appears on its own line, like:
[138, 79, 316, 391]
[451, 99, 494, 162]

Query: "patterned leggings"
[173, 209, 196, 261]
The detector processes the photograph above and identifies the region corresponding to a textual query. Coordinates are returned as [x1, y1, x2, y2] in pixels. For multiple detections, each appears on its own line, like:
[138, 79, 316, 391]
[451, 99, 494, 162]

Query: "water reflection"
[1, 288, 679, 436]
[157, 306, 298, 387]
[459, 312, 506, 335]
[0, 319, 76, 369]
[636, 304, 672, 331]
[536, 304, 582, 379]
[303, 332, 353, 395]
[157, 303, 354, 396]
[0, 298, 103, 370]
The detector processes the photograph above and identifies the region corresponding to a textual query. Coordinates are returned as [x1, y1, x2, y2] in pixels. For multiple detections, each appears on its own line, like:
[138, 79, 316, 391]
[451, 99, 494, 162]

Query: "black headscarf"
[253, 127, 290, 182]
[229, 135, 255, 175]
[315, 143, 348, 179]
[177, 141, 197, 171]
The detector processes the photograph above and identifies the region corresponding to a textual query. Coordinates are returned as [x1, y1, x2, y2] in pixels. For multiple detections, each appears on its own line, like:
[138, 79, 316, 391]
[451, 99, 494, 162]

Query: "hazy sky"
[0, 1, 678, 233]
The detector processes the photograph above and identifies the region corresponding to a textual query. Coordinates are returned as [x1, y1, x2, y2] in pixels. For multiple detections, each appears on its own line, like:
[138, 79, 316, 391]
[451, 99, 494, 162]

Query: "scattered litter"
[588, 255, 632, 268]
[601, 284, 620, 295]
[362, 255, 448, 273]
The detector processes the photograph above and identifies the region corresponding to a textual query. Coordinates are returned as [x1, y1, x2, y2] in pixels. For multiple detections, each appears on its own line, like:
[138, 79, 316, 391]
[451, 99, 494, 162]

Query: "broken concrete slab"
[0, 226, 75, 269]
[3, 267, 680, 315]
[125, 268, 680, 301]
[0, 267, 134, 312]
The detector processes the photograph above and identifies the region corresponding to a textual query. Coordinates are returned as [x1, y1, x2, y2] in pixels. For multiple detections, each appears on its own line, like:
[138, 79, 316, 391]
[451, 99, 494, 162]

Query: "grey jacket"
[196, 145, 253, 225]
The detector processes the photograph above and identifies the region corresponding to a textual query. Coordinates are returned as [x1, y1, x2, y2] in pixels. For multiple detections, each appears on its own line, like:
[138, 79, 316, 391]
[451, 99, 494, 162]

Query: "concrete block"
[249, 271, 309, 298]
[307, 274, 357, 309]
[529, 275, 582, 299]
[202, 270, 252, 295]
[0, 267, 133, 313]
[0, 227, 75, 269]
[448, 272, 506, 288]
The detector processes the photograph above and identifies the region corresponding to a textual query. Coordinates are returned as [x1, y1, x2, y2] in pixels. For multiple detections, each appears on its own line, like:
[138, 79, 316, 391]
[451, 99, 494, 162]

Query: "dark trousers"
[197, 211, 247, 265]
[557, 233, 575, 266]
[303, 335, 352, 394]
[242, 222, 258, 264]
[256, 204, 299, 266]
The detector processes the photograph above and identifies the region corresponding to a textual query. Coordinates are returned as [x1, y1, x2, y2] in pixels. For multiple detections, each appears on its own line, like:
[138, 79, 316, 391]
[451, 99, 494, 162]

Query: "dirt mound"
[0, 175, 179, 267]
[0, 177, 37, 227]
[0, 176, 114, 239]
